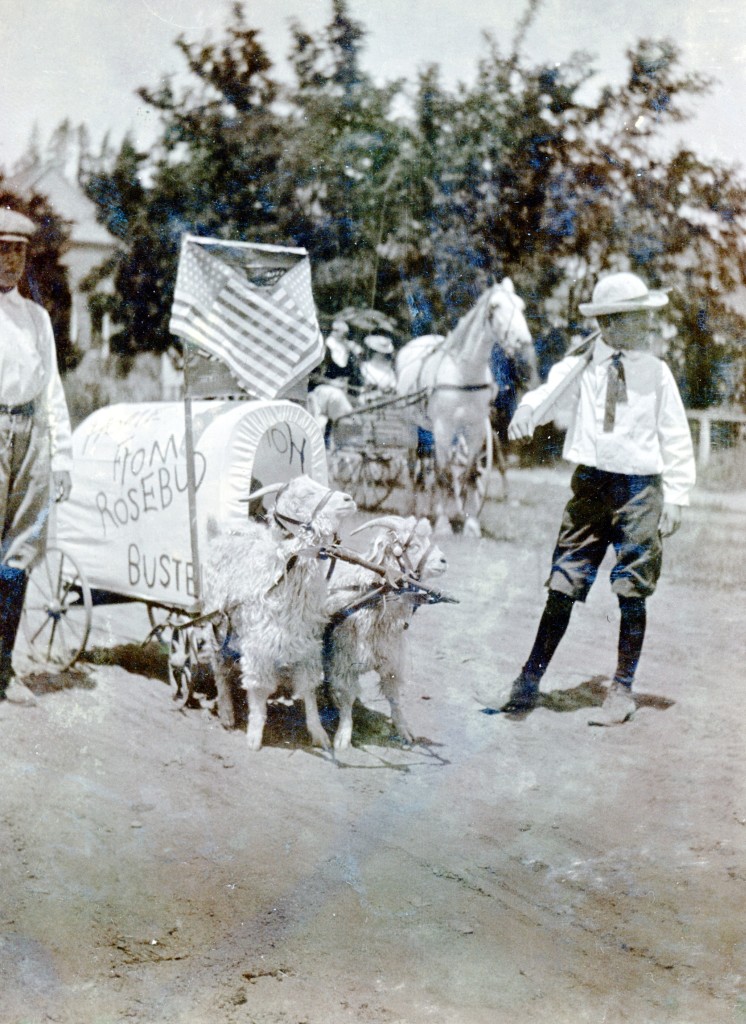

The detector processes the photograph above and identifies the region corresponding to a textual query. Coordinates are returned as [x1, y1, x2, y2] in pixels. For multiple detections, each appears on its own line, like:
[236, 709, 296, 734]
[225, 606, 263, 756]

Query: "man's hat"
[363, 334, 394, 355]
[579, 272, 668, 317]
[0, 207, 37, 243]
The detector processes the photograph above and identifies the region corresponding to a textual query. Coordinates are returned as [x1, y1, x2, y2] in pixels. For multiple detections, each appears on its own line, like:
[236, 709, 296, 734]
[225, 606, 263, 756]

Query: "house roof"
[6, 164, 115, 249]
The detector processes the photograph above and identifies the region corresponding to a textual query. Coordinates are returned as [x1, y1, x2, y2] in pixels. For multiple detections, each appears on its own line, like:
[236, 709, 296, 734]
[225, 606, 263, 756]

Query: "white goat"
[202, 475, 356, 751]
[324, 515, 447, 750]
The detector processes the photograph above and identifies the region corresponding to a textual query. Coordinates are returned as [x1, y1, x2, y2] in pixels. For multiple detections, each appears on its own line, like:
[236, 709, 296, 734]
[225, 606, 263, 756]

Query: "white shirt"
[0, 287, 73, 472]
[519, 337, 695, 505]
[360, 358, 396, 391]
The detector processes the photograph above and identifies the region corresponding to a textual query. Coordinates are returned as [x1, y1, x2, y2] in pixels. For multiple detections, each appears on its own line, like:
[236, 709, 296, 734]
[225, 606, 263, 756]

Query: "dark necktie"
[603, 351, 627, 432]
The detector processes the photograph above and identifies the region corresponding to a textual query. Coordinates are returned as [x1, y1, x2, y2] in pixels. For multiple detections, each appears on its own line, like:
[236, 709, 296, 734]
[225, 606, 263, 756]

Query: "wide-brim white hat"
[325, 334, 350, 367]
[363, 334, 394, 354]
[579, 272, 669, 317]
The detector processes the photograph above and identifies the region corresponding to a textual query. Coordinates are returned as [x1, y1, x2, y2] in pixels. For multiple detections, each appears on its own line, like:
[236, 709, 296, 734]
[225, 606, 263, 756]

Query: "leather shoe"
[588, 682, 635, 726]
[476, 673, 539, 713]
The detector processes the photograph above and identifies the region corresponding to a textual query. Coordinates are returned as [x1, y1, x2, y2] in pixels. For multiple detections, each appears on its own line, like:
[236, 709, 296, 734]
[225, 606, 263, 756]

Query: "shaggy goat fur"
[202, 475, 355, 751]
[324, 516, 447, 749]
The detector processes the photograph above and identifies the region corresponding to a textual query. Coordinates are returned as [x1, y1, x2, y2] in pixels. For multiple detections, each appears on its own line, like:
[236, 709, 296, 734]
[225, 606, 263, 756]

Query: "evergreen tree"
[84, 3, 291, 353]
[285, 0, 407, 322]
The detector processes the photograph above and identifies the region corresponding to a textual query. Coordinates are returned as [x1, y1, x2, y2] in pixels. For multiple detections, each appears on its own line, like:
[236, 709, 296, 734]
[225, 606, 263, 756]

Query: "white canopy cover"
[53, 400, 328, 609]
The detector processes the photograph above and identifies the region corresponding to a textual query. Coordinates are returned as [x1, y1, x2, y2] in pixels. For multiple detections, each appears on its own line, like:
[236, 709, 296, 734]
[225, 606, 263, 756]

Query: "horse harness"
[414, 286, 519, 395]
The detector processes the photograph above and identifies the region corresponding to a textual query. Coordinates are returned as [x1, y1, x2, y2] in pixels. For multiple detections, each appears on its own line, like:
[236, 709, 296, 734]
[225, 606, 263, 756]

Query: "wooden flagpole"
[182, 343, 202, 611]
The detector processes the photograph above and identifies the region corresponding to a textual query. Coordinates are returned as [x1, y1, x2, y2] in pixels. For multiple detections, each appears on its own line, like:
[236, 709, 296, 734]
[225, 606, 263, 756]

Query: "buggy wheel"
[166, 618, 206, 708]
[167, 618, 199, 708]
[22, 546, 92, 671]
[474, 419, 494, 514]
[452, 420, 494, 518]
[146, 603, 173, 644]
[349, 451, 399, 511]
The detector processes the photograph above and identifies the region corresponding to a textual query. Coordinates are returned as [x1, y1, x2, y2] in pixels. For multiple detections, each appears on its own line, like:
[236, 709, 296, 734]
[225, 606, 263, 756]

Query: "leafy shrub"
[63, 351, 162, 428]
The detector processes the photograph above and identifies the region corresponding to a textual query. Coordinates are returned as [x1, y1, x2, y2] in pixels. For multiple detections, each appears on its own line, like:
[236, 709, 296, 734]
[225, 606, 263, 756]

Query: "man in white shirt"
[0, 207, 73, 705]
[478, 271, 695, 725]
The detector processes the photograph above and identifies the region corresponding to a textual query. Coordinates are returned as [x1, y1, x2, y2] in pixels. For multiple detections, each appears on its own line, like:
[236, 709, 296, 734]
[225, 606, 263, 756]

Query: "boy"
[480, 271, 695, 725]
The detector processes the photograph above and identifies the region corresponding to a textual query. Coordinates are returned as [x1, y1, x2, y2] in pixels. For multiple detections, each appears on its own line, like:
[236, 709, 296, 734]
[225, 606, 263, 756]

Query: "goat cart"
[328, 387, 495, 515]
[21, 398, 329, 699]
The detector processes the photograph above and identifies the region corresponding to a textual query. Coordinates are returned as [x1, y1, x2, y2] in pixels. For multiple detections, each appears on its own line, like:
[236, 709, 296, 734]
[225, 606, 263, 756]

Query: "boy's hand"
[659, 503, 682, 537]
[508, 404, 535, 441]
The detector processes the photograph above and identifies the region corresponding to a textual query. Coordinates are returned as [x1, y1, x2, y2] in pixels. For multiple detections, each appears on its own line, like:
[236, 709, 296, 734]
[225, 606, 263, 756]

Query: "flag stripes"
[169, 237, 323, 399]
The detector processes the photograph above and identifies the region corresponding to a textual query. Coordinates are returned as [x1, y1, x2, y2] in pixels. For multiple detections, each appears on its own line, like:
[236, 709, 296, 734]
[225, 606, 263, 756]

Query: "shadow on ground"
[482, 675, 676, 720]
[540, 676, 676, 714]
[23, 666, 98, 696]
[231, 694, 415, 752]
[83, 641, 170, 683]
[78, 644, 417, 754]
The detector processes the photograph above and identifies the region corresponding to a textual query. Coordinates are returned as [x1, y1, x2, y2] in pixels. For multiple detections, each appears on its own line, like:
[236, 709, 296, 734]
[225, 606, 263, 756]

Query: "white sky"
[1, 0, 744, 173]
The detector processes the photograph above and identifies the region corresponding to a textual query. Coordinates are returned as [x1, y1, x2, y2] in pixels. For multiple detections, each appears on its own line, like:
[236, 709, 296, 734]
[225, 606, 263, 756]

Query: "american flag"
[169, 237, 324, 400]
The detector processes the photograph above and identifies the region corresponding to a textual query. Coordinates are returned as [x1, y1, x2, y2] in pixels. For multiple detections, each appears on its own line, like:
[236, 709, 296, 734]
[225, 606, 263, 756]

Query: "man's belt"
[0, 401, 35, 417]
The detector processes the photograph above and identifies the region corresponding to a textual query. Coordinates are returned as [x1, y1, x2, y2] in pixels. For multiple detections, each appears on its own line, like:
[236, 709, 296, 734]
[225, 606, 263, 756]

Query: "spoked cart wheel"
[146, 608, 207, 709]
[329, 447, 397, 512]
[350, 449, 401, 511]
[22, 545, 92, 671]
[473, 418, 494, 515]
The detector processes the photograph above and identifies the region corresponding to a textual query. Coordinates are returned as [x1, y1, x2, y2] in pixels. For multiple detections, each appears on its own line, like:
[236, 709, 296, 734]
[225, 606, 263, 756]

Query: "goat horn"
[350, 516, 403, 535]
[239, 482, 285, 503]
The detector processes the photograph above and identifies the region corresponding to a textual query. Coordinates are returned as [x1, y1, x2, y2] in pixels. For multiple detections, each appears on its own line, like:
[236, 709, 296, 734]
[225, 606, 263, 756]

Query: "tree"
[284, 0, 408, 322]
[81, 0, 746, 405]
[84, 3, 292, 353]
[548, 39, 746, 404]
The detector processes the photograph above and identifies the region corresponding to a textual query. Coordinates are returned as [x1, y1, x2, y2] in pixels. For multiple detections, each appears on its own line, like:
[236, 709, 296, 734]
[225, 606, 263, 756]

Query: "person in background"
[0, 207, 73, 706]
[359, 334, 396, 392]
[313, 319, 363, 391]
[490, 335, 539, 471]
[308, 319, 362, 443]
[478, 271, 695, 726]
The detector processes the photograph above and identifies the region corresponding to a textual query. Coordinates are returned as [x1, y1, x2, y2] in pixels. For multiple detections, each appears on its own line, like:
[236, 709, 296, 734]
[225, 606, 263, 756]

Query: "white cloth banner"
[53, 400, 328, 609]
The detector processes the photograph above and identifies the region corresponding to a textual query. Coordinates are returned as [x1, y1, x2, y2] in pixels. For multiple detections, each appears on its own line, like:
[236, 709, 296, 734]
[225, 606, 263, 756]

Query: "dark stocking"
[522, 590, 575, 683]
[614, 595, 647, 688]
[0, 567, 29, 693]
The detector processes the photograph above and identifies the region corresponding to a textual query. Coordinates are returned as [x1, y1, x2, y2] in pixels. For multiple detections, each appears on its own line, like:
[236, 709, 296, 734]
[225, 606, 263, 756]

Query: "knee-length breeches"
[547, 465, 664, 601]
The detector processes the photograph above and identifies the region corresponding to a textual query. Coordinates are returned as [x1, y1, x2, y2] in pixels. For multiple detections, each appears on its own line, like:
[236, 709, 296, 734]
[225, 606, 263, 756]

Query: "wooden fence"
[686, 408, 746, 466]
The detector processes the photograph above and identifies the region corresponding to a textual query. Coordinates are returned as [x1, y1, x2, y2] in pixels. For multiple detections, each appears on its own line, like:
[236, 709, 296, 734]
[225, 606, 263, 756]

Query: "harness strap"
[273, 486, 333, 535]
[429, 383, 492, 392]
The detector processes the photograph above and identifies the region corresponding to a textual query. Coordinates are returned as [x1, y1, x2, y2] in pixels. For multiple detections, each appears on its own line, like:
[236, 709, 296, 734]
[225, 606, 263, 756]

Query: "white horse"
[396, 278, 532, 537]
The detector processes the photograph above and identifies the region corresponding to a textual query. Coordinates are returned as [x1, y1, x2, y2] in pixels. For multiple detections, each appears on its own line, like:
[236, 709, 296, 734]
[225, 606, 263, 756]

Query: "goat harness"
[271, 484, 335, 536]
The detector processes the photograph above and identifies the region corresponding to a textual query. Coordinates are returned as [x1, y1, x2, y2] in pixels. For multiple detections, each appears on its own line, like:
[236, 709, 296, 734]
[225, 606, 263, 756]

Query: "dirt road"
[2, 471, 744, 1024]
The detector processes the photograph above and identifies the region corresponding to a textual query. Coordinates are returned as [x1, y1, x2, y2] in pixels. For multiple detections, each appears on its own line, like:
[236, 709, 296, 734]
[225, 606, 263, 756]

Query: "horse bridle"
[422, 285, 519, 394]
